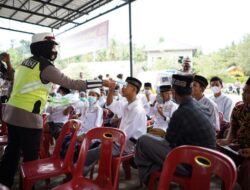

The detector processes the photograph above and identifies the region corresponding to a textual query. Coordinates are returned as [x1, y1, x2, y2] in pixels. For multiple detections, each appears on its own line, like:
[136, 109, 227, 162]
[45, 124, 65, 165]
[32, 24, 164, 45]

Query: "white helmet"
[32, 32, 58, 45]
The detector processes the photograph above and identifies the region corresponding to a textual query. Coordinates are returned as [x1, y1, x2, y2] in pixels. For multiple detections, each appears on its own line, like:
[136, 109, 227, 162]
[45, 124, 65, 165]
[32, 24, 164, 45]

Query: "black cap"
[57, 86, 71, 95]
[194, 75, 208, 88]
[98, 74, 103, 80]
[246, 77, 250, 85]
[160, 85, 172, 92]
[144, 82, 152, 88]
[125, 77, 142, 93]
[183, 57, 191, 63]
[117, 73, 123, 79]
[172, 74, 193, 94]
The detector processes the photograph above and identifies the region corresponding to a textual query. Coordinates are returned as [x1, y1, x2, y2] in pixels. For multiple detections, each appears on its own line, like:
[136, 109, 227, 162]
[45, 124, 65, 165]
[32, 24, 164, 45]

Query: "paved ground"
[11, 164, 147, 190]
[9, 164, 241, 190]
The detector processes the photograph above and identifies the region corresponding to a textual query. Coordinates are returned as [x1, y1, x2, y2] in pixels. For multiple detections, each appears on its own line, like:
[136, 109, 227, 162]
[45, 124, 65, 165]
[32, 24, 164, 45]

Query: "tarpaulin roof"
[0, 0, 134, 34]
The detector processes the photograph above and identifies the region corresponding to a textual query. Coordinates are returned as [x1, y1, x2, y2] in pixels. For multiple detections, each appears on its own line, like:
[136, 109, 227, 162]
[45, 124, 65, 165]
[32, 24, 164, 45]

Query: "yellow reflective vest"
[8, 57, 51, 114]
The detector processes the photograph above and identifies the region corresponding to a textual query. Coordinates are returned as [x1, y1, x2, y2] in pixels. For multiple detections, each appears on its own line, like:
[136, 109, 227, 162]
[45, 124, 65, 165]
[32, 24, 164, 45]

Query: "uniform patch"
[21, 59, 38, 69]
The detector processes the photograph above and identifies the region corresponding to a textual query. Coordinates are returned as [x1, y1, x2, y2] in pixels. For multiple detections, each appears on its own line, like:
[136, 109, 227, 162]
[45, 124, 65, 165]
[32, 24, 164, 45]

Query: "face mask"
[211, 86, 221, 94]
[80, 97, 87, 102]
[50, 51, 58, 61]
[145, 90, 151, 95]
[87, 96, 97, 104]
[156, 95, 163, 104]
[50, 45, 58, 61]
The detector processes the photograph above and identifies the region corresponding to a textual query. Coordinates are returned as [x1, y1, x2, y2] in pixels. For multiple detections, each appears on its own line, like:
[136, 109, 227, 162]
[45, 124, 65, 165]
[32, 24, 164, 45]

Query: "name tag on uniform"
[21, 59, 38, 69]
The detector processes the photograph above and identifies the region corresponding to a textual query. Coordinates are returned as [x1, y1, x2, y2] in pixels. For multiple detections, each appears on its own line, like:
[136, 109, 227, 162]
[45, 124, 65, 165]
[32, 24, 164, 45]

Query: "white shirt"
[98, 96, 106, 108]
[197, 96, 220, 131]
[46, 93, 83, 123]
[46, 99, 87, 124]
[46, 105, 69, 123]
[140, 94, 156, 116]
[210, 93, 234, 122]
[152, 100, 178, 131]
[107, 98, 147, 152]
[78, 102, 103, 136]
[74, 100, 88, 116]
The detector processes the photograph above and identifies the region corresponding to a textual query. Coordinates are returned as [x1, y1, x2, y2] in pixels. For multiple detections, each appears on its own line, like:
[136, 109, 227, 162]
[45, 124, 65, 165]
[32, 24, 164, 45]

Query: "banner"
[59, 21, 109, 59]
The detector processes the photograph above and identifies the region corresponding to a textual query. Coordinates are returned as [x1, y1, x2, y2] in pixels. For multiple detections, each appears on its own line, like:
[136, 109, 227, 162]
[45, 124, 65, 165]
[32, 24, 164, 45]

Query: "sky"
[1, 0, 250, 54]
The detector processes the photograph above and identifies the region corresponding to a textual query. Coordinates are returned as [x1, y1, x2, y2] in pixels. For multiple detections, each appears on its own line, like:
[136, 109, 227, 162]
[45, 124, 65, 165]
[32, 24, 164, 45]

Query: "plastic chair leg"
[122, 160, 131, 180]
[22, 179, 34, 190]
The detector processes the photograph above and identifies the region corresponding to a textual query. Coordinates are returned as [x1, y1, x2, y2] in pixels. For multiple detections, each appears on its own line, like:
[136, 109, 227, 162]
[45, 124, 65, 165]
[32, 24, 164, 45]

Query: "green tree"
[151, 56, 179, 70]
[8, 48, 23, 67]
[237, 34, 250, 75]
[96, 50, 107, 61]
[108, 38, 118, 60]
[18, 40, 31, 55]
[133, 45, 146, 62]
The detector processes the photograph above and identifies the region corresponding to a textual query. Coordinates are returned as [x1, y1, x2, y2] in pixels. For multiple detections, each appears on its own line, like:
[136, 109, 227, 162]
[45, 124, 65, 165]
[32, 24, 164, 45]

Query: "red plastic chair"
[0, 121, 7, 136]
[113, 152, 134, 180]
[112, 152, 144, 189]
[39, 113, 53, 158]
[0, 135, 7, 146]
[149, 145, 237, 190]
[20, 119, 81, 190]
[52, 127, 126, 190]
[0, 121, 8, 148]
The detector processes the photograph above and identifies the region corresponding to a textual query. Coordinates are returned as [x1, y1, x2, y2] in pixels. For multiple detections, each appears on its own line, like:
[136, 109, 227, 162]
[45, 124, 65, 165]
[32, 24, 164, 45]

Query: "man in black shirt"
[134, 74, 216, 185]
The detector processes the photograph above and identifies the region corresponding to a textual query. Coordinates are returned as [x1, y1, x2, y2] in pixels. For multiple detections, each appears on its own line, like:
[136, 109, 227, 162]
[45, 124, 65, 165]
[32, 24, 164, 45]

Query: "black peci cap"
[144, 82, 152, 88]
[117, 73, 123, 79]
[172, 74, 193, 95]
[159, 85, 172, 92]
[194, 75, 208, 88]
[125, 77, 142, 93]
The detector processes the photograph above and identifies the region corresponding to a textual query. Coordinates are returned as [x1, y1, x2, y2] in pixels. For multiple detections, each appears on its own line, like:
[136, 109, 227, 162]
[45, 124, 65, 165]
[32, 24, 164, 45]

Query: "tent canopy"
[0, 0, 133, 34]
[0, 0, 135, 76]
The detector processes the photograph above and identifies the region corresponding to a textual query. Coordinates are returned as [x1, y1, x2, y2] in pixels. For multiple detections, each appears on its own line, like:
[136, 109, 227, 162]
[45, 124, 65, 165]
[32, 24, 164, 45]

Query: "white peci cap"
[88, 88, 100, 96]
[183, 56, 191, 63]
[31, 32, 58, 44]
